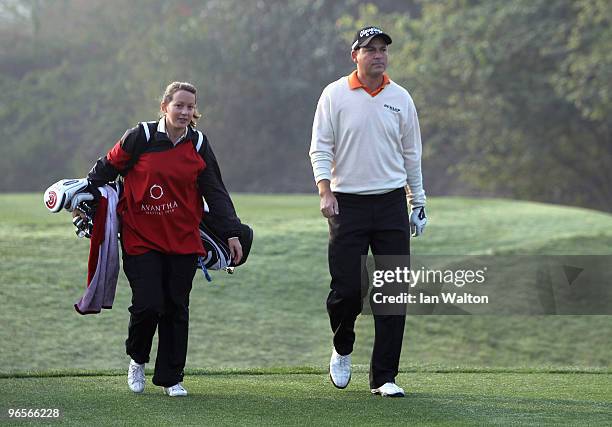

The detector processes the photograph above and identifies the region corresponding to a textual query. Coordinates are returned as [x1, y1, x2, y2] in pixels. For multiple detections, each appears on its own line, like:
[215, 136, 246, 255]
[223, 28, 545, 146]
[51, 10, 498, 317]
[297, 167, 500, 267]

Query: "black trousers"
[327, 188, 410, 389]
[122, 250, 198, 387]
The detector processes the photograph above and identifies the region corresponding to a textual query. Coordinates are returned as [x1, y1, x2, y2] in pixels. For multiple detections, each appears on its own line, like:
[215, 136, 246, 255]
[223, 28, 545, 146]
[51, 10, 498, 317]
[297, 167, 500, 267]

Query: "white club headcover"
[43, 178, 90, 213]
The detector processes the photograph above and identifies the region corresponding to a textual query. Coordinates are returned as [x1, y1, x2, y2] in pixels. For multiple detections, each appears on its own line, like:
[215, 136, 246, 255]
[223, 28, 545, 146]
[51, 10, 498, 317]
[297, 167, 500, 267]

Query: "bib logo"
[141, 184, 178, 215]
[149, 184, 164, 200]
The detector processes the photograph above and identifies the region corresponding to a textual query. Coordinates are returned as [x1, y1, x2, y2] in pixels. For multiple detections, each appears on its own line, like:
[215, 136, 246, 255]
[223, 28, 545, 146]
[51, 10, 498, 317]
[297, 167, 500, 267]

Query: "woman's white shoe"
[127, 359, 145, 393]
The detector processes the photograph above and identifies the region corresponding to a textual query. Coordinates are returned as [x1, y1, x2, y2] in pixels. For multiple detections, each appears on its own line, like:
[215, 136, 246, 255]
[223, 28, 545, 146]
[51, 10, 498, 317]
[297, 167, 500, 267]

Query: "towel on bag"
[74, 185, 119, 314]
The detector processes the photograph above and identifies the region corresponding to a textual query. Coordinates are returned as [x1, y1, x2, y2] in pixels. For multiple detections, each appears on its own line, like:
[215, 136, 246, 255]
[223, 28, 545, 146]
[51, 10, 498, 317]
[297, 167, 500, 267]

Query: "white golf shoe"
[127, 359, 145, 393]
[371, 382, 405, 397]
[329, 348, 352, 389]
[164, 383, 188, 397]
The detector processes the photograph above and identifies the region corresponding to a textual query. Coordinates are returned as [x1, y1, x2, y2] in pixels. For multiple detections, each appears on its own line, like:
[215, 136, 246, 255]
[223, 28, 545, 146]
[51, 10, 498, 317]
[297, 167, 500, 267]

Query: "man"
[309, 26, 427, 397]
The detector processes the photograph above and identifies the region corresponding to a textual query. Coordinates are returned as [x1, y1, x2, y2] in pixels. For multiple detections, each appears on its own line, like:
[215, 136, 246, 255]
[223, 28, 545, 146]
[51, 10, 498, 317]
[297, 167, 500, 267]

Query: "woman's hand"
[72, 208, 87, 220]
[228, 237, 243, 265]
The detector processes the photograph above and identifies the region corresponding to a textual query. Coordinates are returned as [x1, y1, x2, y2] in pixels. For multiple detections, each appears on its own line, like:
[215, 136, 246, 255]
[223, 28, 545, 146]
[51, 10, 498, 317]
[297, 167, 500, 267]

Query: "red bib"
[118, 142, 206, 255]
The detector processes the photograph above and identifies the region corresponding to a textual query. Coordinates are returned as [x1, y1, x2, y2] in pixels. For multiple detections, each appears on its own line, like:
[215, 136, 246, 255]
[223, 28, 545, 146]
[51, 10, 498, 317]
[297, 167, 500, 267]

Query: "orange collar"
[348, 70, 390, 97]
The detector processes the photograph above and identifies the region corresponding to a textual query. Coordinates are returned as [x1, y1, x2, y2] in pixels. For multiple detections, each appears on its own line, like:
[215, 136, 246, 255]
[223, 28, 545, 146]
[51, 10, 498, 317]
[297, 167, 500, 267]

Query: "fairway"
[1, 194, 611, 373]
[1, 194, 612, 425]
[0, 370, 612, 425]
[2, 369, 611, 426]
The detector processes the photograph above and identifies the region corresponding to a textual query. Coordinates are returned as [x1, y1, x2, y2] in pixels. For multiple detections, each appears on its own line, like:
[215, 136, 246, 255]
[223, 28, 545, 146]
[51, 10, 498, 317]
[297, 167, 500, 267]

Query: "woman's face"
[162, 90, 196, 132]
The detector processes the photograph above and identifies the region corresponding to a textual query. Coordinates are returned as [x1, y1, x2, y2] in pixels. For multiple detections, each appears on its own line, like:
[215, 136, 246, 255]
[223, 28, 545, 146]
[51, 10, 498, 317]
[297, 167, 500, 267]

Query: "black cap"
[351, 26, 392, 51]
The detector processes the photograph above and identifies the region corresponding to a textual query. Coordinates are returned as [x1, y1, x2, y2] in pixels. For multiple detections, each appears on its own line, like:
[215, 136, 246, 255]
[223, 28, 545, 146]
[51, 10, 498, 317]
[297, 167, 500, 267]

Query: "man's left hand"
[410, 206, 427, 237]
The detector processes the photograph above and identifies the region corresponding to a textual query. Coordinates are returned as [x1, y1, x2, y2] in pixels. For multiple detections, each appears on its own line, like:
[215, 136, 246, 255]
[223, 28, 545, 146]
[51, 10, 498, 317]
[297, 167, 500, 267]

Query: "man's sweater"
[309, 75, 425, 206]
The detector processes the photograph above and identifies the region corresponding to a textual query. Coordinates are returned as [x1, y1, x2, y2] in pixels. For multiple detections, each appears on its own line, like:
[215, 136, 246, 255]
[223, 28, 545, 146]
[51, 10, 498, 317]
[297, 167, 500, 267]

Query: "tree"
[362, 0, 612, 210]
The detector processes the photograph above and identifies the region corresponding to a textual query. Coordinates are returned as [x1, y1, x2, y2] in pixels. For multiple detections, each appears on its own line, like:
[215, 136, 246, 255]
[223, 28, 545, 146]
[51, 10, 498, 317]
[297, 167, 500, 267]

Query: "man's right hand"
[317, 179, 339, 218]
[320, 191, 339, 218]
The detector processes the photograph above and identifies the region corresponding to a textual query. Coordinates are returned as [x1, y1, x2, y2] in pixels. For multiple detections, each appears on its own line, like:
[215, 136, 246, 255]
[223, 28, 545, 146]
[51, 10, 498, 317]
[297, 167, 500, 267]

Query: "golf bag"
[199, 217, 253, 271]
[44, 178, 252, 273]
[44, 121, 253, 274]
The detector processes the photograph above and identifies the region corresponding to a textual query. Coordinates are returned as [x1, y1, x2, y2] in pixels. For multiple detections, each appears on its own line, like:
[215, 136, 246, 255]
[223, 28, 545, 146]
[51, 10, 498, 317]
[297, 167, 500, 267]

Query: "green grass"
[1, 370, 610, 426]
[1, 194, 611, 373]
[2, 194, 612, 425]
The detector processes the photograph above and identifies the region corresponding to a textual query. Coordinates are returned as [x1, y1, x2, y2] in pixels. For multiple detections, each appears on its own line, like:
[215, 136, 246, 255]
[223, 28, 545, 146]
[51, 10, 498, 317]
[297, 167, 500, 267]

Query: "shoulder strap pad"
[140, 121, 154, 142]
[120, 122, 155, 176]
[195, 130, 204, 152]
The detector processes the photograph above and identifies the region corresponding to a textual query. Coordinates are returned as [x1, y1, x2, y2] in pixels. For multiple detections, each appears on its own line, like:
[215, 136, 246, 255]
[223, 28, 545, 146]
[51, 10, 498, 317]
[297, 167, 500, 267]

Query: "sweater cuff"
[314, 171, 332, 184]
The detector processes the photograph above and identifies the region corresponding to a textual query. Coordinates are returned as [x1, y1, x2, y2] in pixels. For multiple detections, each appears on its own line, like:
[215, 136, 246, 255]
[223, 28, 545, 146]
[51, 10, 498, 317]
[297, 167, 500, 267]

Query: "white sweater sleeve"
[309, 88, 335, 184]
[402, 103, 426, 207]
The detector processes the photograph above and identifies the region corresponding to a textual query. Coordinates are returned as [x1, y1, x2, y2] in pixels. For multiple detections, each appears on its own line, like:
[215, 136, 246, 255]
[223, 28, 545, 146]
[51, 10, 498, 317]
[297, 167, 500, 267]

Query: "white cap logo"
[360, 27, 382, 37]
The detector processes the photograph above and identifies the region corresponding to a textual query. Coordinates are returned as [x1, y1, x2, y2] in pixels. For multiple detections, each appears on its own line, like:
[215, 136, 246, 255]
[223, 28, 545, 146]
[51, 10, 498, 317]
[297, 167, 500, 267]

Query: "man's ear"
[351, 49, 358, 64]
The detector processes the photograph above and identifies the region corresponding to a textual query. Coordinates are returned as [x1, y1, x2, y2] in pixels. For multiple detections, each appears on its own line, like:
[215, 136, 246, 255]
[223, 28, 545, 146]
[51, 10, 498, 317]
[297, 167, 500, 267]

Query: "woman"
[81, 81, 243, 396]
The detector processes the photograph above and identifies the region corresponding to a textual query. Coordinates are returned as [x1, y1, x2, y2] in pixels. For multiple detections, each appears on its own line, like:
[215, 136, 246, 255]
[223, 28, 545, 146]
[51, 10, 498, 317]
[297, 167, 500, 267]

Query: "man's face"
[352, 37, 388, 78]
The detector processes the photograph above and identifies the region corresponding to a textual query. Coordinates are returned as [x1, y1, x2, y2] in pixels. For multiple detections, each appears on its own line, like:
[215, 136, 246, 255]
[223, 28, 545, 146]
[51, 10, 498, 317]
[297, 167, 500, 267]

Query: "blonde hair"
[160, 81, 202, 127]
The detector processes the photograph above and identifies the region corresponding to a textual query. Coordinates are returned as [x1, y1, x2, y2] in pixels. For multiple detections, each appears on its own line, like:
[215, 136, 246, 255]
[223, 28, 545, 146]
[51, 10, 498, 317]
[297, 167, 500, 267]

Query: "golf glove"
[410, 206, 427, 237]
